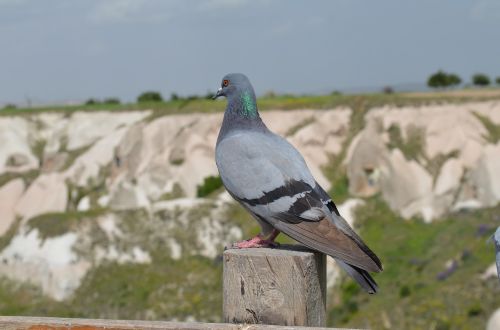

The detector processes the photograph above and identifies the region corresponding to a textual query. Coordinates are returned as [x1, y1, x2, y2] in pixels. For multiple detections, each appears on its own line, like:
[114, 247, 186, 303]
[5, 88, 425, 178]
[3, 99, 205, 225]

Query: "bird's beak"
[213, 88, 223, 100]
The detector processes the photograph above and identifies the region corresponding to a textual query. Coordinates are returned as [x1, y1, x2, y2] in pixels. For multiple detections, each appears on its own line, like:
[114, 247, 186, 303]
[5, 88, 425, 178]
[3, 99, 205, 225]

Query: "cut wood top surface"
[224, 245, 319, 257]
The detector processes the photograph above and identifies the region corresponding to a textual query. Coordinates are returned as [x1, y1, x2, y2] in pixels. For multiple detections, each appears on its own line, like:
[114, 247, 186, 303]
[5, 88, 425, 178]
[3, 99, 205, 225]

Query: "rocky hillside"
[0, 97, 499, 327]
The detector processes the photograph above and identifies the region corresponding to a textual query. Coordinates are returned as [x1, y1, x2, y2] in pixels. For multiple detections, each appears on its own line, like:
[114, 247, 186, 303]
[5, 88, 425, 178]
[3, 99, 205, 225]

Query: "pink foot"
[231, 235, 279, 249]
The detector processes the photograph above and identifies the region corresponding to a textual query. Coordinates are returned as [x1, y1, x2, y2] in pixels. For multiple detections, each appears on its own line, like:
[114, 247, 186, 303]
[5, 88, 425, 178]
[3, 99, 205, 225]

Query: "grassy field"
[330, 199, 500, 329]
[2, 88, 500, 118]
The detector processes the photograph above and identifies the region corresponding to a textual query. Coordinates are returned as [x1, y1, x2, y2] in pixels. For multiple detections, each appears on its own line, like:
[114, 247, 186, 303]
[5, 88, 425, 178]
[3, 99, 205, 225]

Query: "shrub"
[137, 91, 163, 103]
[2, 103, 17, 110]
[186, 95, 201, 101]
[399, 285, 411, 297]
[196, 176, 223, 197]
[472, 73, 490, 86]
[382, 86, 394, 94]
[205, 91, 215, 99]
[263, 90, 277, 98]
[103, 98, 120, 105]
[496, 76, 500, 85]
[85, 98, 99, 105]
[170, 93, 180, 101]
[467, 303, 483, 317]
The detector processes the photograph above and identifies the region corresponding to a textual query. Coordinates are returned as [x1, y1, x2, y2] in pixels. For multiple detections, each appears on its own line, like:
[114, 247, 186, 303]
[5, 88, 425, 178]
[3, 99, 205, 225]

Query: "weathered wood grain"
[223, 245, 327, 327]
[0, 316, 347, 330]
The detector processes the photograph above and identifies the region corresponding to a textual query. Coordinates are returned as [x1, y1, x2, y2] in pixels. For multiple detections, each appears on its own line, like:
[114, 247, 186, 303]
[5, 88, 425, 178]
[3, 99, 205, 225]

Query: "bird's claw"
[227, 236, 280, 249]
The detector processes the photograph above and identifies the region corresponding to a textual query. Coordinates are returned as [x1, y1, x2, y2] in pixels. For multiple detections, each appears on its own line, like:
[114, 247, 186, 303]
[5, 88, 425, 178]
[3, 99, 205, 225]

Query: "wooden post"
[223, 245, 327, 327]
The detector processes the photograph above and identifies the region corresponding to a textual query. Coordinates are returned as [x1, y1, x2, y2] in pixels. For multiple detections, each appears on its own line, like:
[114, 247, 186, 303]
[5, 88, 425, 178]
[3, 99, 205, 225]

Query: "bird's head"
[213, 73, 253, 100]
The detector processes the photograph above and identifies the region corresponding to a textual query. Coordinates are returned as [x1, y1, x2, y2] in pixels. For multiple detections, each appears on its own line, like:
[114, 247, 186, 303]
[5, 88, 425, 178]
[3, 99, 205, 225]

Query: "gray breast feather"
[215, 131, 316, 202]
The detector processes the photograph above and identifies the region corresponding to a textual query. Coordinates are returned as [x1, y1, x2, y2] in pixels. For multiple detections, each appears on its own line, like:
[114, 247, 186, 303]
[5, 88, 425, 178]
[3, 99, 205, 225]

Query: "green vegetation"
[65, 166, 109, 211]
[387, 124, 426, 161]
[26, 209, 107, 241]
[2, 89, 500, 119]
[0, 254, 221, 321]
[30, 139, 47, 164]
[386, 123, 462, 181]
[0, 277, 57, 316]
[61, 145, 93, 171]
[473, 112, 500, 144]
[104, 98, 121, 105]
[2, 103, 17, 110]
[72, 256, 222, 321]
[329, 198, 500, 329]
[322, 150, 350, 204]
[426, 150, 460, 182]
[0, 172, 23, 188]
[169, 158, 184, 166]
[86, 98, 121, 105]
[322, 96, 372, 204]
[196, 176, 223, 198]
[0, 170, 39, 188]
[427, 70, 462, 88]
[137, 91, 163, 103]
[496, 77, 500, 85]
[158, 183, 185, 200]
[472, 73, 491, 87]
[0, 204, 232, 320]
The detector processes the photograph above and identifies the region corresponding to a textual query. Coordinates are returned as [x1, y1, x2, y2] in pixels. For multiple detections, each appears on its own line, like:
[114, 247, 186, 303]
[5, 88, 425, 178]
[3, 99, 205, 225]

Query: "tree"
[496, 76, 500, 85]
[427, 71, 448, 88]
[472, 73, 490, 87]
[447, 74, 461, 87]
[427, 70, 461, 89]
[137, 91, 163, 103]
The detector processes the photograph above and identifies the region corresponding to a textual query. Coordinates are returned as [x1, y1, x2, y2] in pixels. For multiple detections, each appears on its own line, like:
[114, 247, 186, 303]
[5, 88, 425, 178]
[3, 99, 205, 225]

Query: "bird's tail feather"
[336, 260, 378, 294]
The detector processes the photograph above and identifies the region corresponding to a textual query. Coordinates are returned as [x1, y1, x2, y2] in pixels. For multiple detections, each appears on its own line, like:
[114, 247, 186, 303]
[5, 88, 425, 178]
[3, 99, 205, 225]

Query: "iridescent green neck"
[240, 91, 257, 118]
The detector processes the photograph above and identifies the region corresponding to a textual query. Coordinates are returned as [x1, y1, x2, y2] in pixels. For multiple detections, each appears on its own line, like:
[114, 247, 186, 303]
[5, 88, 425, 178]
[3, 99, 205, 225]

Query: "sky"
[1, 0, 500, 105]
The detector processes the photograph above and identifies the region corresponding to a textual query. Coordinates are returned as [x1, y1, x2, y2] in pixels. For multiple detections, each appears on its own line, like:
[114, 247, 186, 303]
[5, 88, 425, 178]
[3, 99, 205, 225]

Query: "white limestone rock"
[467, 143, 500, 207]
[0, 179, 25, 236]
[0, 117, 38, 174]
[0, 229, 91, 301]
[65, 111, 150, 151]
[345, 121, 389, 197]
[14, 173, 68, 221]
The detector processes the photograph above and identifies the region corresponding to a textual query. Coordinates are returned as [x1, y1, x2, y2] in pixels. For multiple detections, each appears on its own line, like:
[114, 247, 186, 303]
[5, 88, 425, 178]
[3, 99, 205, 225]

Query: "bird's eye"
[223, 79, 229, 87]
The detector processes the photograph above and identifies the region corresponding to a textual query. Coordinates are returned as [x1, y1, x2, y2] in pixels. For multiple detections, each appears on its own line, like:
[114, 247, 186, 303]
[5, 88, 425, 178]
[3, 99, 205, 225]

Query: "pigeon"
[213, 73, 383, 293]
[493, 227, 500, 283]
